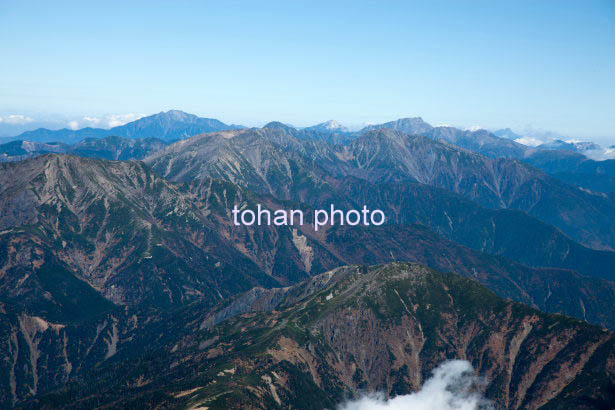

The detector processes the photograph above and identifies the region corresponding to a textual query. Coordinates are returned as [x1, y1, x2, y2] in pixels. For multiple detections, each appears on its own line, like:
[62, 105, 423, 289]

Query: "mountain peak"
[304, 119, 348, 133]
[156, 109, 200, 121]
[262, 121, 296, 132]
[324, 119, 340, 126]
[493, 128, 523, 140]
[162, 109, 191, 118]
[107, 111, 238, 140]
[144, 110, 197, 122]
[361, 117, 433, 135]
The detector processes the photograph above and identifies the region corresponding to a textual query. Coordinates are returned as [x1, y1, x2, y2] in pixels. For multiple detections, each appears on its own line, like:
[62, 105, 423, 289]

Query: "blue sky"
[0, 0, 613, 141]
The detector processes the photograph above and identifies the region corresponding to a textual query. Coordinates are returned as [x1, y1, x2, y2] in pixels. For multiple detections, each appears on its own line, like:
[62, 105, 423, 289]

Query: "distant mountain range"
[10, 110, 243, 144]
[5, 110, 613, 157]
[4, 111, 615, 195]
[4, 109, 612, 157]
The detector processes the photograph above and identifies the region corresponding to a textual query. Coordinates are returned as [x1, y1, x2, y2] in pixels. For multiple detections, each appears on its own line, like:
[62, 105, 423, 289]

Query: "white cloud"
[466, 125, 484, 132]
[66, 113, 146, 130]
[104, 113, 146, 128]
[514, 136, 544, 147]
[82, 116, 103, 126]
[338, 360, 493, 410]
[584, 148, 615, 161]
[0, 114, 34, 124]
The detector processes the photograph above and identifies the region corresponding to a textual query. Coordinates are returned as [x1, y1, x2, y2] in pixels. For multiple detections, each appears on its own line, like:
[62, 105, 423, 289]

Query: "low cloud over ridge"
[67, 113, 146, 130]
[338, 360, 493, 410]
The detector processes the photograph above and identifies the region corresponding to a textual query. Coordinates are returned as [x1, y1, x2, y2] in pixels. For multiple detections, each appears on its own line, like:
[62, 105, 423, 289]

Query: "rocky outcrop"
[20, 263, 615, 409]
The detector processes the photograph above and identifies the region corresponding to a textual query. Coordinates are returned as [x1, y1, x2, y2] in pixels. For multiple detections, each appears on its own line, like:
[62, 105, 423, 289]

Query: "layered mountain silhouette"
[8, 110, 615, 194]
[2, 112, 615, 409]
[11, 110, 242, 144]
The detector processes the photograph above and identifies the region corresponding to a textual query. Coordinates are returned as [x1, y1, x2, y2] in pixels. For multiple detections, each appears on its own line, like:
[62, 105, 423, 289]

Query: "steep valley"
[14, 263, 615, 409]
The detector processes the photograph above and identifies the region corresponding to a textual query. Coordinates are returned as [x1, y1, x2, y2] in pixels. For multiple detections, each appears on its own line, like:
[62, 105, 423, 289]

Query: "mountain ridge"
[15, 263, 615, 409]
[145, 126, 615, 251]
[11, 110, 242, 144]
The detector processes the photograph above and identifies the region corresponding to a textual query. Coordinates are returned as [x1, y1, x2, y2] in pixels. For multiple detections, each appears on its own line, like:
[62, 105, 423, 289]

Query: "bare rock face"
[145, 127, 615, 251]
[360, 117, 434, 136]
[334, 130, 615, 250]
[18, 263, 615, 409]
[1, 153, 615, 326]
[0, 154, 280, 312]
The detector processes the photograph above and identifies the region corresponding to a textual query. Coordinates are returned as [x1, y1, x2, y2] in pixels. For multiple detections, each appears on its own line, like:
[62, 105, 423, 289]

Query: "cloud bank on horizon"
[0, 112, 146, 136]
[0, 114, 34, 125]
[504, 127, 615, 160]
[67, 113, 146, 130]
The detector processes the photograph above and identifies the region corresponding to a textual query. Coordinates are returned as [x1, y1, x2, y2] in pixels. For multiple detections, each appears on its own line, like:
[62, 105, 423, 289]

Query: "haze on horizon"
[1, 1, 614, 142]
